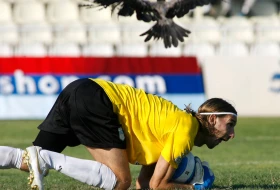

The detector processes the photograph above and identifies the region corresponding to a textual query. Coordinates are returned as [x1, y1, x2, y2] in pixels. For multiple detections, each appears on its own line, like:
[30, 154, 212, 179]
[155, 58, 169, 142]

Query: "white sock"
[40, 150, 117, 190]
[0, 146, 23, 169]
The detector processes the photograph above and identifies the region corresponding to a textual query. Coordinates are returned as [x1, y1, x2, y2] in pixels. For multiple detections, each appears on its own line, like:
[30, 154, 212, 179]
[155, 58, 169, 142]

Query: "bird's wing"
[124, 0, 159, 22]
[166, 0, 212, 18]
[82, 0, 135, 17]
[81, 0, 157, 21]
[91, 0, 121, 7]
[80, 0, 123, 15]
[125, 0, 154, 12]
[91, 0, 155, 11]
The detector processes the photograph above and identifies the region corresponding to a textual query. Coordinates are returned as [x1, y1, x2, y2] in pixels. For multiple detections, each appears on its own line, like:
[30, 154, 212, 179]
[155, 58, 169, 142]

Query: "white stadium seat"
[253, 16, 280, 43]
[121, 22, 152, 44]
[19, 22, 53, 45]
[80, 6, 115, 24]
[116, 43, 148, 57]
[250, 42, 280, 57]
[87, 22, 121, 44]
[183, 42, 216, 63]
[15, 43, 48, 57]
[49, 42, 81, 57]
[117, 15, 154, 45]
[220, 16, 255, 44]
[187, 17, 221, 44]
[0, 1, 18, 45]
[149, 43, 182, 57]
[217, 42, 249, 56]
[13, 0, 46, 24]
[0, 43, 13, 57]
[0, 23, 19, 45]
[47, 0, 79, 24]
[0, 0, 13, 23]
[82, 43, 115, 57]
[53, 21, 87, 44]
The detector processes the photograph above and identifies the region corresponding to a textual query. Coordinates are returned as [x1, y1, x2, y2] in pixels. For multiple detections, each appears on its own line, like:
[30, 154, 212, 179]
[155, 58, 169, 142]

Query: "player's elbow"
[149, 181, 159, 189]
[115, 175, 132, 189]
[149, 178, 166, 189]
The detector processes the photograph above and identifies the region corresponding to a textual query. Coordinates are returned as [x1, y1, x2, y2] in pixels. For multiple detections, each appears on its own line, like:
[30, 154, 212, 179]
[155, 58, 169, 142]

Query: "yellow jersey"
[91, 78, 199, 168]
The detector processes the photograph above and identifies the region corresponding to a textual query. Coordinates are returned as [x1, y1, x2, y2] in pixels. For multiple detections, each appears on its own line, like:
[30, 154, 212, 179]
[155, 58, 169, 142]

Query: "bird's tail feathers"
[140, 20, 190, 48]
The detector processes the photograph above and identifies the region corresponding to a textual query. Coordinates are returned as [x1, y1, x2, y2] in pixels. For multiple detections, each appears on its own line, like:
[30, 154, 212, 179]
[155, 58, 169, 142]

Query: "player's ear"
[208, 115, 216, 125]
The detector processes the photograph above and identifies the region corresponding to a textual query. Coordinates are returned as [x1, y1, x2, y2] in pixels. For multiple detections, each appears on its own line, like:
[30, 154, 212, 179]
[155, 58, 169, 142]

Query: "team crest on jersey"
[118, 127, 125, 141]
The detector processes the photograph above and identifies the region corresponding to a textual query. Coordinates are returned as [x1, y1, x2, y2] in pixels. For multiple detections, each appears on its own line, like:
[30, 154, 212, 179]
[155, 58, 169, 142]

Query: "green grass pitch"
[0, 118, 279, 189]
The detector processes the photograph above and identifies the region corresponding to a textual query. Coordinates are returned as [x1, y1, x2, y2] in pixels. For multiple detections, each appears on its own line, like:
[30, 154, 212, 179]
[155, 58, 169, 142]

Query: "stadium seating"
[80, 6, 115, 24]
[0, 0, 13, 23]
[116, 43, 148, 57]
[47, 0, 80, 24]
[0, 1, 18, 45]
[48, 42, 81, 57]
[187, 17, 221, 44]
[219, 16, 255, 44]
[87, 22, 121, 44]
[14, 42, 48, 57]
[250, 41, 280, 56]
[149, 43, 182, 57]
[13, 0, 46, 24]
[19, 23, 53, 45]
[253, 16, 280, 43]
[53, 21, 87, 44]
[183, 42, 216, 63]
[0, 43, 13, 57]
[0, 22, 19, 45]
[0, 0, 280, 57]
[121, 22, 152, 44]
[217, 42, 249, 56]
[82, 43, 115, 57]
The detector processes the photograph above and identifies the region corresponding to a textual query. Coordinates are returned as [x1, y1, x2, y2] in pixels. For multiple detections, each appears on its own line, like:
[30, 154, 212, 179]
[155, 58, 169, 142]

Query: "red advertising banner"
[0, 57, 205, 119]
[0, 57, 200, 74]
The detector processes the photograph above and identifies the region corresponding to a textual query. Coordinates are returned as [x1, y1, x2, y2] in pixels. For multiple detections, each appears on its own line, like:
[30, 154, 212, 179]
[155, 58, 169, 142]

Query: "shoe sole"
[23, 148, 43, 190]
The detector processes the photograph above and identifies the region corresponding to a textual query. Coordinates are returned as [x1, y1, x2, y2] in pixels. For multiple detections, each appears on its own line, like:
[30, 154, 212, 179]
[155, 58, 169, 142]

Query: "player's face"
[205, 115, 237, 149]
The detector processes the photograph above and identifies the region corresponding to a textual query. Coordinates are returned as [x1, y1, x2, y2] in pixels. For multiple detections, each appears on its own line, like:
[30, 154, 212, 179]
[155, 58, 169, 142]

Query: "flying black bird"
[81, 0, 212, 48]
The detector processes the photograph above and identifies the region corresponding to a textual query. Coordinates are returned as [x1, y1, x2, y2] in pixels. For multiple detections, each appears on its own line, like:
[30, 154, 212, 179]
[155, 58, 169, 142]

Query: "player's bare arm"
[150, 155, 194, 189]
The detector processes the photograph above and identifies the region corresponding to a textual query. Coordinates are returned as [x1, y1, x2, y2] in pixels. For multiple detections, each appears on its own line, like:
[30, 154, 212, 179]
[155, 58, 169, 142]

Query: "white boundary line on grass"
[241, 136, 280, 141]
[213, 161, 280, 166]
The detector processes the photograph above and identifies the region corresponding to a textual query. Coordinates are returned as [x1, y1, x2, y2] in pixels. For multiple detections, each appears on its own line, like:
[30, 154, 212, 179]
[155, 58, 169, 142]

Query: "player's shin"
[0, 146, 23, 169]
[40, 150, 117, 189]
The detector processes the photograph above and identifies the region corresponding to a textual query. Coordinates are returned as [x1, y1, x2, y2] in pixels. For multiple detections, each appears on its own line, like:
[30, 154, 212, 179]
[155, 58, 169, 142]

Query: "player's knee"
[115, 175, 132, 189]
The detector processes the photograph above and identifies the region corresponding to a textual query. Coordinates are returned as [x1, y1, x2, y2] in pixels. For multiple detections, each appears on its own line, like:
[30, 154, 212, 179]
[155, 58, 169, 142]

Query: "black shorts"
[33, 78, 126, 153]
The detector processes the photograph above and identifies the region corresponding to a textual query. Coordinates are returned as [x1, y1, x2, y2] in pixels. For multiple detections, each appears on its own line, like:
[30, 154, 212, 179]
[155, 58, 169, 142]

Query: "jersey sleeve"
[161, 115, 199, 168]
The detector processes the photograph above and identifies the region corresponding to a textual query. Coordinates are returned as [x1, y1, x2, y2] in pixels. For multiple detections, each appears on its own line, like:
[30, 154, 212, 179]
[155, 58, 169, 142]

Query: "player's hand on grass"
[193, 161, 215, 190]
